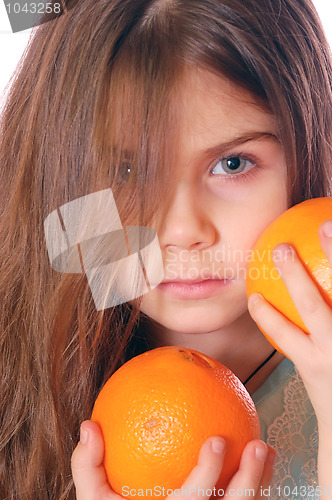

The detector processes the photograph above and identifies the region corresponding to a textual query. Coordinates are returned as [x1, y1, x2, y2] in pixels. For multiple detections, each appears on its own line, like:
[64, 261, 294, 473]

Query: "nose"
[158, 182, 217, 251]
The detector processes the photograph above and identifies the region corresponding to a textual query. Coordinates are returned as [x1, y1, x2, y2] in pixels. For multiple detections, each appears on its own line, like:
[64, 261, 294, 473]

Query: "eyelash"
[209, 153, 260, 183]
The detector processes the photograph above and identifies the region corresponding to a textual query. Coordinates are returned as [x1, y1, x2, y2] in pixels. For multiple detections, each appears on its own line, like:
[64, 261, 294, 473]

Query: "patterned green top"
[252, 358, 319, 500]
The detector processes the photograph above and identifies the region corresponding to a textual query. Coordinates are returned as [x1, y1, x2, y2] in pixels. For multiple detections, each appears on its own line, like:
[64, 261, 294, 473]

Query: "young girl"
[1, 0, 332, 498]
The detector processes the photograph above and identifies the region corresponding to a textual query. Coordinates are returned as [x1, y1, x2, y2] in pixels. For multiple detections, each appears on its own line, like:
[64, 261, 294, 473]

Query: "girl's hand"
[71, 420, 116, 500]
[247, 219, 332, 431]
[71, 420, 276, 499]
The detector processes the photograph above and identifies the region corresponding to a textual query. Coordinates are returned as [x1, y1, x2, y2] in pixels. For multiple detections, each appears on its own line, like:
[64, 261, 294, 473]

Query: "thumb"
[71, 420, 118, 500]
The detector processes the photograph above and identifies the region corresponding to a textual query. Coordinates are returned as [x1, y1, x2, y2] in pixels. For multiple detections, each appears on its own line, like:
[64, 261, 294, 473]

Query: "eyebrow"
[200, 132, 281, 161]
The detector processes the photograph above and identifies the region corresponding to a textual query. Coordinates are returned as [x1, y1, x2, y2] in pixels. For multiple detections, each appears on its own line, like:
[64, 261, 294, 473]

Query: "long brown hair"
[1, 0, 331, 498]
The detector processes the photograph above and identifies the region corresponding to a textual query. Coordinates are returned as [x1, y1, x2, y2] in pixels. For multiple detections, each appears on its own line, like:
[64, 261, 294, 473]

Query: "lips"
[154, 278, 234, 300]
[161, 277, 223, 284]
[150, 272, 233, 288]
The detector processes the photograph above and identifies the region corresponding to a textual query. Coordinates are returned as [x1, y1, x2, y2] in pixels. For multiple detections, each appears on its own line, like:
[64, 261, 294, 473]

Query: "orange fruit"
[91, 346, 260, 498]
[246, 197, 332, 352]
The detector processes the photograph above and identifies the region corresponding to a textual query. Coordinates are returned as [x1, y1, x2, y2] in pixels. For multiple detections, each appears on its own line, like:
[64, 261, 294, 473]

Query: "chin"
[139, 289, 248, 336]
[140, 306, 246, 336]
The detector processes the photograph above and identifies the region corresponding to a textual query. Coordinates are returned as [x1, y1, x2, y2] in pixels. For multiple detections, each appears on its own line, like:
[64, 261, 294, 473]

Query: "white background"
[0, 0, 331, 99]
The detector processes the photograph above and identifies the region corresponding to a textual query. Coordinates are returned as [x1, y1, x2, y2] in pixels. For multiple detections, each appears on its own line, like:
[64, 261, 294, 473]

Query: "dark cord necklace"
[243, 349, 277, 386]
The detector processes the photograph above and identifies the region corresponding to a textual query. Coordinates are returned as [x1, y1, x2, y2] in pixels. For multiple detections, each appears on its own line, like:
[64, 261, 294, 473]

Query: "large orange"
[91, 346, 260, 498]
[246, 197, 332, 352]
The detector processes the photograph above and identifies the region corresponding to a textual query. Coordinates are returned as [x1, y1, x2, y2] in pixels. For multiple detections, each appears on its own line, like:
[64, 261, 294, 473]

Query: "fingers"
[272, 243, 332, 339]
[168, 438, 275, 500]
[167, 436, 225, 499]
[248, 290, 308, 361]
[248, 235, 332, 361]
[256, 446, 277, 498]
[71, 420, 120, 500]
[71, 428, 274, 500]
[225, 440, 274, 499]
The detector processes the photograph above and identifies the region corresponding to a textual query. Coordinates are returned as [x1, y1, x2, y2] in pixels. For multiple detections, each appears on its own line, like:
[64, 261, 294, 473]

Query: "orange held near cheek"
[246, 197, 332, 352]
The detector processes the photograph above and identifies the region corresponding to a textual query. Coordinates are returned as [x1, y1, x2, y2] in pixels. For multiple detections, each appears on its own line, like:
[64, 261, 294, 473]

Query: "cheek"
[248, 183, 288, 244]
[216, 188, 288, 260]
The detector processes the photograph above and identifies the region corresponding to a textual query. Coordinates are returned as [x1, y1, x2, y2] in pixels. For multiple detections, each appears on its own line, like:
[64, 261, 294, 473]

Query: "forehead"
[177, 67, 277, 148]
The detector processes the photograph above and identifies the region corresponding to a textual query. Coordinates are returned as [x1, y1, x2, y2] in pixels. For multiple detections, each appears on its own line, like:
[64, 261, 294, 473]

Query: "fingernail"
[248, 293, 263, 307]
[211, 438, 225, 455]
[80, 425, 88, 444]
[272, 243, 294, 262]
[323, 220, 332, 238]
[255, 443, 267, 461]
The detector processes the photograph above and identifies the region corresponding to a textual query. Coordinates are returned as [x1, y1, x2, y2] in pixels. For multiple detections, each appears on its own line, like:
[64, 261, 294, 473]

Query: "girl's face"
[139, 68, 288, 335]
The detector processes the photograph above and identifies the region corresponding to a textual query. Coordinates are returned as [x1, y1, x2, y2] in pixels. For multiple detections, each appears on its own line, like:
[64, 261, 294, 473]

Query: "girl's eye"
[118, 161, 134, 183]
[211, 156, 254, 175]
